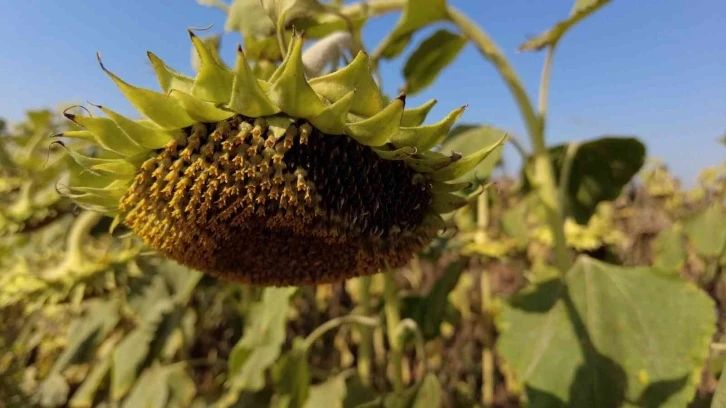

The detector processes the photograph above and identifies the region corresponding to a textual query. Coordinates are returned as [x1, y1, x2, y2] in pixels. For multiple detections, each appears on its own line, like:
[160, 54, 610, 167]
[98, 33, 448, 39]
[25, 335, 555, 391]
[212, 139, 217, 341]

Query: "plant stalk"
[383, 270, 404, 391]
[476, 192, 494, 408]
[357, 275, 374, 386]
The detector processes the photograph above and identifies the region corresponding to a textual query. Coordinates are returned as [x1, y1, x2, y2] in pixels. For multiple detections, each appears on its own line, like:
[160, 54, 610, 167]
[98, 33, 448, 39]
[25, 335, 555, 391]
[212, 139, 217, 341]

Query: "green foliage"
[497, 257, 716, 407]
[402, 30, 467, 95]
[524, 137, 647, 224]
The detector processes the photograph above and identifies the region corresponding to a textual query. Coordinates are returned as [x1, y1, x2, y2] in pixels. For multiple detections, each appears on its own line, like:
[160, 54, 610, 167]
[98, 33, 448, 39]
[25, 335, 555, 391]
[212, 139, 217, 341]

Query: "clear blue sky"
[1, 1, 724, 184]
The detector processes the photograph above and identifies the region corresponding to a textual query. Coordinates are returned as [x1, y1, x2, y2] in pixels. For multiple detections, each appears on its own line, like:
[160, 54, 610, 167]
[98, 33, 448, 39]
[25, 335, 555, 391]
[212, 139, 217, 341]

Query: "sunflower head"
[59, 31, 504, 286]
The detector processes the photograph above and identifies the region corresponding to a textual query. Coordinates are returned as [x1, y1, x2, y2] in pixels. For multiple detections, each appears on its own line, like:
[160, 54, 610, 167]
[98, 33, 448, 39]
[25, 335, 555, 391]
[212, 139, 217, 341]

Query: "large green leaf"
[519, 0, 612, 51]
[523, 137, 646, 224]
[378, 0, 448, 59]
[683, 205, 726, 260]
[652, 225, 687, 273]
[402, 29, 467, 95]
[441, 125, 507, 183]
[227, 287, 298, 392]
[497, 257, 716, 407]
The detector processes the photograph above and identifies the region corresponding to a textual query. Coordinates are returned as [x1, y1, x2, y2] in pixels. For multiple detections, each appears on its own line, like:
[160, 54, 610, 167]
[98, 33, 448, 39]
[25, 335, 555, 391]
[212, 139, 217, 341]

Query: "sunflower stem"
[450, 6, 570, 273]
[357, 275, 374, 386]
[447, 6, 539, 140]
[535, 45, 570, 273]
[476, 192, 494, 408]
[383, 270, 404, 392]
[558, 141, 580, 220]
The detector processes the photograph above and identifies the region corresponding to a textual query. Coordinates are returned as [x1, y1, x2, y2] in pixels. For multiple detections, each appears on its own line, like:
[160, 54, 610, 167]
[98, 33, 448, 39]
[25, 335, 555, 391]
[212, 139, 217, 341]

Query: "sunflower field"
[1, 1, 725, 407]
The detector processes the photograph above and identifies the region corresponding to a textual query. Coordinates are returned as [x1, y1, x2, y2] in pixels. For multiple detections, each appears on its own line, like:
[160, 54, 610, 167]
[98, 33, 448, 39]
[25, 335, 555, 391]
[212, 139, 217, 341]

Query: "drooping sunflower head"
[59, 31, 504, 286]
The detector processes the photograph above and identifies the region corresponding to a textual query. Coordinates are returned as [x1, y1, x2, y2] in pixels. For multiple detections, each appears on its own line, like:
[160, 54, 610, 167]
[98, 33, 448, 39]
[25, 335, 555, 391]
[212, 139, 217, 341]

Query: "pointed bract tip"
[237, 43, 243, 52]
[397, 92, 407, 105]
[187, 29, 196, 39]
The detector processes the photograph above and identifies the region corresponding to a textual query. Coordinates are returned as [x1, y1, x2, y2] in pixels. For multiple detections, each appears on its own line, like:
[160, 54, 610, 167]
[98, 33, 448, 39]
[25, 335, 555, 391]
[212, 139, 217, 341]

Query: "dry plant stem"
[449, 8, 570, 272]
[303, 315, 379, 350]
[357, 275, 374, 386]
[476, 192, 494, 408]
[383, 269, 405, 392]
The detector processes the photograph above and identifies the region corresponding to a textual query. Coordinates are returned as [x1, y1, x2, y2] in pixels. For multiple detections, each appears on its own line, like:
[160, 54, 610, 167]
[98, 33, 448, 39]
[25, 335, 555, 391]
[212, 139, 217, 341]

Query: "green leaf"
[223, 0, 275, 37]
[401, 258, 468, 340]
[121, 365, 169, 408]
[50, 299, 119, 375]
[365, 373, 442, 408]
[440, 125, 506, 183]
[273, 339, 310, 408]
[502, 201, 529, 246]
[518, 0, 612, 52]
[683, 205, 726, 260]
[378, 0, 448, 59]
[166, 364, 197, 408]
[112, 299, 174, 400]
[652, 225, 687, 273]
[497, 256, 716, 407]
[69, 356, 111, 408]
[523, 136, 646, 224]
[304, 373, 347, 408]
[713, 362, 726, 408]
[261, 0, 326, 28]
[228, 287, 297, 392]
[402, 29, 467, 95]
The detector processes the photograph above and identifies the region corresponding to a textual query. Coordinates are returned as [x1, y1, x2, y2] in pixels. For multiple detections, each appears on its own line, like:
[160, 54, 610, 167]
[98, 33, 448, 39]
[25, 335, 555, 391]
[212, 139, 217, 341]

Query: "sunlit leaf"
[497, 256, 716, 407]
[652, 225, 686, 273]
[112, 299, 174, 400]
[120, 365, 169, 408]
[228, 287, 297, 392]
[683, 205, 726, 260]
[304, 373, 347, 408]
[50, 299, 120, 375]
[378, 0, 448, 59]
[402, 29, 467, 95]
[224, 0, 275, 37]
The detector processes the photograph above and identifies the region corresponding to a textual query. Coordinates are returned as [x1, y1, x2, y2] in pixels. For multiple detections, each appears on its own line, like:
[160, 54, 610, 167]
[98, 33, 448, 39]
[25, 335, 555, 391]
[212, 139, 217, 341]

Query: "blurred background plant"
[1, 1, 725, 407]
